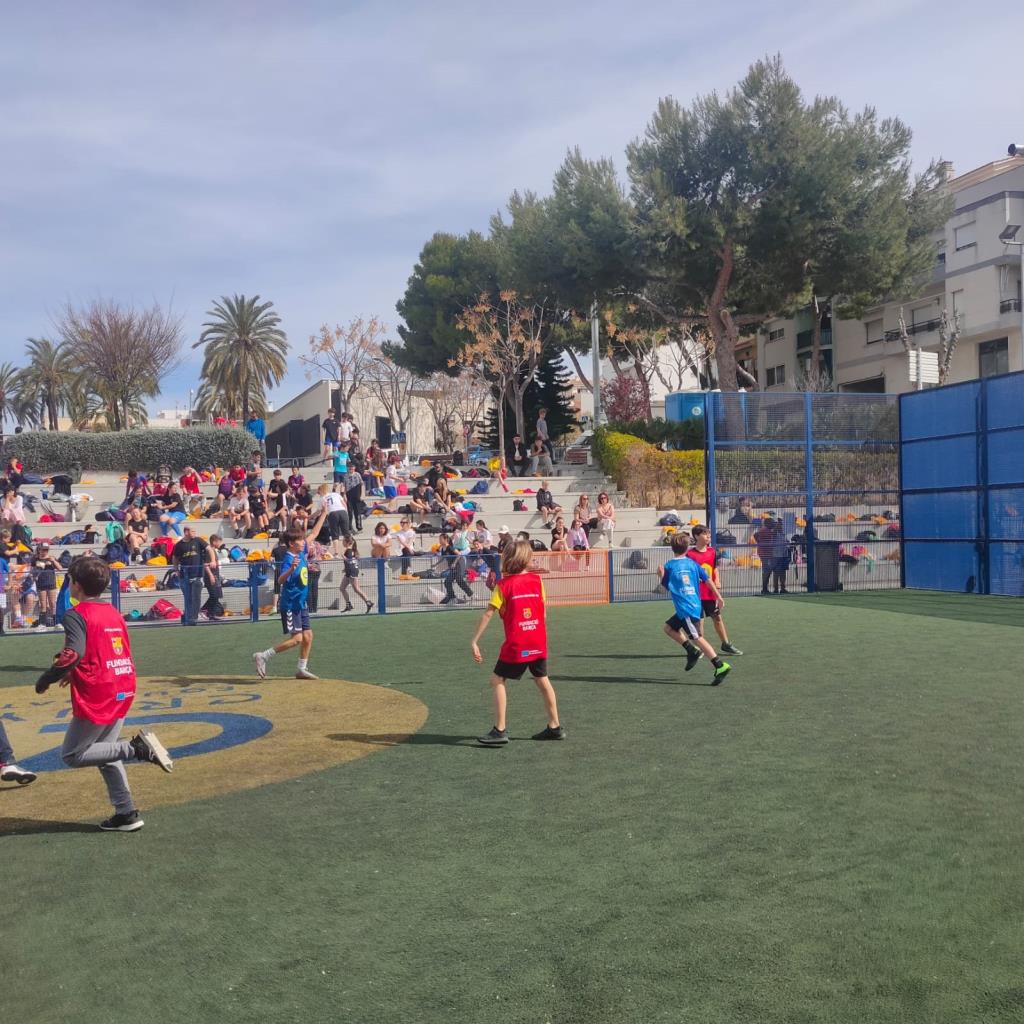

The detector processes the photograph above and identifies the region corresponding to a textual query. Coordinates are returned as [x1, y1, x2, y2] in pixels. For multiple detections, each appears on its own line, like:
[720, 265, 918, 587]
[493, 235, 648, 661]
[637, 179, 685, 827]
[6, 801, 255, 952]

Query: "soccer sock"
[297, 658, 308, 671]
[683, 641, 697, 653]
[711, 656, 724, 668]
[261, 648, 276, 659]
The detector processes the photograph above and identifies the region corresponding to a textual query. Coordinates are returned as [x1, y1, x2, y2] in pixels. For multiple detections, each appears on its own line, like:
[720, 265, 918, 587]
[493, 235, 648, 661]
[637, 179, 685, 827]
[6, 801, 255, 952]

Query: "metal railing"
[884, 317, 941, 342]
[999, 298, 1022, 314]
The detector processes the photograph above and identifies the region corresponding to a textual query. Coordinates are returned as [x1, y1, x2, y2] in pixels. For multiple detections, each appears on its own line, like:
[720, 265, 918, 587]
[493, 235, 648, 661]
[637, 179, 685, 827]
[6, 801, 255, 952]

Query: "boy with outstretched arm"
[687, 524, 743, 657]
[34, 555, 173, 832]
[661, 534, 732, 684]
[253, 506, 328, 681]
[471, 539, 565, 746]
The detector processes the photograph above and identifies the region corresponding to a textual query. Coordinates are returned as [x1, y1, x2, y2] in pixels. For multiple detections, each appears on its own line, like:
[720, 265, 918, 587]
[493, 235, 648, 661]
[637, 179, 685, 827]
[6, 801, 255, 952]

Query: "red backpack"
[148, 598, 182, 620]
[150, 536, 175, 558]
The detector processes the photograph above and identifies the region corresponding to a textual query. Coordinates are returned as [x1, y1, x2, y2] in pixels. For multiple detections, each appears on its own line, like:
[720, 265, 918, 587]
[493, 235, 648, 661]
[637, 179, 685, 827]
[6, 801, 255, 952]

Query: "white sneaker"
[253, 652, 267, 679]
[0, 763, 37, 785]
[295, 668, 319, 680]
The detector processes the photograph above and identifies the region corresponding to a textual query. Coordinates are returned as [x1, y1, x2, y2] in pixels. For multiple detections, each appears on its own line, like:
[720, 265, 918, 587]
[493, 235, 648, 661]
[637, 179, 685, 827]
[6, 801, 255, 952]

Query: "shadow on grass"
[326, 732, 474, 747]
[557, 673, 714, 687]
[0, 818, 100, 836]
[561, 654, 679, 660]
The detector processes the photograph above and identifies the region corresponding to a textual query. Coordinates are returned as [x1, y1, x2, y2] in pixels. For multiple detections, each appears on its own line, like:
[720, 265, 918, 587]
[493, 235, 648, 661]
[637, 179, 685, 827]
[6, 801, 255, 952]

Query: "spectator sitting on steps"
[536, 481, 563, 526]
[507, 434, 529, 477]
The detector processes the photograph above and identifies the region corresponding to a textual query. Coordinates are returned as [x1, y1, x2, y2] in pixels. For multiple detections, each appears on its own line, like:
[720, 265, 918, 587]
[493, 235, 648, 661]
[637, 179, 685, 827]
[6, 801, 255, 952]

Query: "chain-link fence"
[705, 392, 901, 595]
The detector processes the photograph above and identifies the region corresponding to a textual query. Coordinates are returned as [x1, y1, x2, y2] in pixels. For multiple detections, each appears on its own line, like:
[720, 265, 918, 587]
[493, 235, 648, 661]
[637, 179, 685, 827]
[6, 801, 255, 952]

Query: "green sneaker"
[711, 662, 731, 686]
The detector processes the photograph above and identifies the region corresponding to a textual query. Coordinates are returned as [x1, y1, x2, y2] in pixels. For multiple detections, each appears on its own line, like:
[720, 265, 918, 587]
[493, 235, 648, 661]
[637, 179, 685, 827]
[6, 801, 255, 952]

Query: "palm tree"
[18, 338, 75, 430]
[193, 295, 288, 422]
[0, 362, 24, 433]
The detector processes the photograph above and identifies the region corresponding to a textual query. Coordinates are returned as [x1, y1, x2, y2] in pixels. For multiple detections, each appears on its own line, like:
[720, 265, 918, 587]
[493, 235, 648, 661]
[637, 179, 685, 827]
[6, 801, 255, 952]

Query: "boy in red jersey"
[686, 525, 743, 657]
[34, 556, 173, 832]
[471, 539, 564, 746]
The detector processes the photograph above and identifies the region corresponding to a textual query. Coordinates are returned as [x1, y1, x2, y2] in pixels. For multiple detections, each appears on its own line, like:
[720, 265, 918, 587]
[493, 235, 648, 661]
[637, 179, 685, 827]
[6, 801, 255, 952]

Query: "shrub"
[1, 427, 255, 474]
[593, 427, 705, 508]
[606, 417, 704, 450]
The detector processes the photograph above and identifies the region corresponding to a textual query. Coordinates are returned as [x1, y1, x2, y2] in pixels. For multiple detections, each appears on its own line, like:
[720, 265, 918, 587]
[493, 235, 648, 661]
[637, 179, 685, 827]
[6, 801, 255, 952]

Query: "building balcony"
[883, 317, 941, 342]
[795, 328, 832, 351]
[999, 298, 1022, 314]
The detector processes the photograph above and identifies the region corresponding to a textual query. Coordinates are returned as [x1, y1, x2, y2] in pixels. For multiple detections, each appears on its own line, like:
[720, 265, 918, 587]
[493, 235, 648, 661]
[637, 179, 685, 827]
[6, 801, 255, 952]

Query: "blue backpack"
[471, 480, 489, 495]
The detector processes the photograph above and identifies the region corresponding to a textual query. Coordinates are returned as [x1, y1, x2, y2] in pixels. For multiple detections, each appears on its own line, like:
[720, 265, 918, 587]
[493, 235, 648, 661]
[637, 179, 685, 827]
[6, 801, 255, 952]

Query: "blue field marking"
[19, 712, 274, 773]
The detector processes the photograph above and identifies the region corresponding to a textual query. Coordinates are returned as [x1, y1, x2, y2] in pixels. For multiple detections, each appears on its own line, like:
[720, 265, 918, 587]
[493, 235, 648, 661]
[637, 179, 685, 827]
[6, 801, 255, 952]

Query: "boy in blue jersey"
[253, 515, 324, 681]
[661, 534, 731, 684]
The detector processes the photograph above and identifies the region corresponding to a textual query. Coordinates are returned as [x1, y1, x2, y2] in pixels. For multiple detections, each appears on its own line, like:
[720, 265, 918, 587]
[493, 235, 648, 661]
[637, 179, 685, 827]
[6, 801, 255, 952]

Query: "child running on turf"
[34, 555, 173, 831]
[253, 517, 323, 680]
[686, 524, 743, 657]
[661, 534, 731, 684]
[471, 539, 564, 746]
[341, 535, 374, 614]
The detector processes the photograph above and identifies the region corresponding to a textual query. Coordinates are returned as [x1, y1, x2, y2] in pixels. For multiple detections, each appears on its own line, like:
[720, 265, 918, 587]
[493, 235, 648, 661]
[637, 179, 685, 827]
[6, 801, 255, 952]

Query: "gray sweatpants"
[61, 717, 137, 815]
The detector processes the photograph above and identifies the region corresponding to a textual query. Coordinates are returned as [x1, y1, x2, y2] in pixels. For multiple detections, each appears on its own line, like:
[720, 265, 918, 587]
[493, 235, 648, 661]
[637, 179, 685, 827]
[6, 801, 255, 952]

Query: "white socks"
[297, 658, 308, 671]
[260, 648, 276, 660]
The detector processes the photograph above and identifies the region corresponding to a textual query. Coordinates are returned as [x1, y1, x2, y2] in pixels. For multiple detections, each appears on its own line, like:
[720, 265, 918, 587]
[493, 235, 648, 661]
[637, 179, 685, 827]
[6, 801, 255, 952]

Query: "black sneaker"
[99, 810, 144, 832]
[130, 730, 174, 773]
[477, 727, 509, 747]
[711, 662, 732, 686]
[684, 648, 703, 672]
[721, 642, 743, 656]
[532, 725, 566, 741]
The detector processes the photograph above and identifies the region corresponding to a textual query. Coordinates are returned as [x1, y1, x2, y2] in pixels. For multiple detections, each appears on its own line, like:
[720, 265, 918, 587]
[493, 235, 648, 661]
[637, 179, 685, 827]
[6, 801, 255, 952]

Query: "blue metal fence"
[900, 369, 1024, 596]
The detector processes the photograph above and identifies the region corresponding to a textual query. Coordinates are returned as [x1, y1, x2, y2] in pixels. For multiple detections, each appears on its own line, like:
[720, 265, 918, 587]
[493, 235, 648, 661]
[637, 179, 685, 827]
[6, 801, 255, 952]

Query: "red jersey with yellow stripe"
[70, 601, 137, 724]
[489, 571, 548, 663]
[685, 545, 717, 600]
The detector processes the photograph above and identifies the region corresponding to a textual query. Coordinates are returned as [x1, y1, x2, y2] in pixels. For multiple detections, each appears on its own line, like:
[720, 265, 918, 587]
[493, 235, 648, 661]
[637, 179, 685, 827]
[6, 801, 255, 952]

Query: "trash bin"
[813, 540, 842, 592]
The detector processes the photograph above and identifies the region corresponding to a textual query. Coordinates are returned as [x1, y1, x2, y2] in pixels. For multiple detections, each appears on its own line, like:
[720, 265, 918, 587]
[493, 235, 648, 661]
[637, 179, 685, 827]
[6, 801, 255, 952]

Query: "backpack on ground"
[715, 529, 737, 546]
[229, 545, 246, 561]
[625, 550, 650, 570]
[148, 597, 182, 620]
[58, 549, 74, 569]
[105, 522, 125, 543]
[657, 513, 682, 527]
[158, 568, 181, 590]
[150, 536, 175, 558]
[102, 540, 131, 565]
[471, 480, 488, 495]
[513, 499, 526, 512]
[855, 530, 878, 542]
[61, 530, 87, 545]
[529, 539, 547, 552]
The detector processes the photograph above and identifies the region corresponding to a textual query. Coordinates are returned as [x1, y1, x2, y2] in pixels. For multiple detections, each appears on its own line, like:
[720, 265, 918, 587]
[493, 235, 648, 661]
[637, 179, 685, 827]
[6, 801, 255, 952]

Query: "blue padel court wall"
[900, 370, 1024, 596]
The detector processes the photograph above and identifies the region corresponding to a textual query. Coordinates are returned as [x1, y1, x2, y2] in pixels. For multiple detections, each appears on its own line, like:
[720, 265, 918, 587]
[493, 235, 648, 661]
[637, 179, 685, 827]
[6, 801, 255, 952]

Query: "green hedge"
[1, 427, 256, 474]
[593, 427, 705, 507]
[605, 417, 704, 450]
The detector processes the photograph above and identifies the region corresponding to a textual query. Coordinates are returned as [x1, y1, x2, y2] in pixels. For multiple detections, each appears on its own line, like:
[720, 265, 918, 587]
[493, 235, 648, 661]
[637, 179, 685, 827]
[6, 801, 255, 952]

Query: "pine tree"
[482, 353, 578, 450]
[531, 352, 578, 441]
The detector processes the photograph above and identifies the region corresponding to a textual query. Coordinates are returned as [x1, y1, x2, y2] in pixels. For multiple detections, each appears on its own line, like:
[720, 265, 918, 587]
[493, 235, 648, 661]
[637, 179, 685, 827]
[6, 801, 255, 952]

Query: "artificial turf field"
[3, 591, 1023, 1024]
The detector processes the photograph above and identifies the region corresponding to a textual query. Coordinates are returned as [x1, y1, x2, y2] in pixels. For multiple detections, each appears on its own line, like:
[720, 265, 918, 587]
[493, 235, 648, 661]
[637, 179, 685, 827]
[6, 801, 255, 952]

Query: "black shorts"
[666, 614, 701, 640]
[281, 608, 311, 635]
[493, 657, 548, 680]
[700, 599, 720, 619]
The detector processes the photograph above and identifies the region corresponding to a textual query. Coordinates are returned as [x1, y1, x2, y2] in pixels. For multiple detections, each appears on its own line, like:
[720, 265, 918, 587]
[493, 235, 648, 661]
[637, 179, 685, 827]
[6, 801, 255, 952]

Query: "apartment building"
[751, 152, 1024, 393]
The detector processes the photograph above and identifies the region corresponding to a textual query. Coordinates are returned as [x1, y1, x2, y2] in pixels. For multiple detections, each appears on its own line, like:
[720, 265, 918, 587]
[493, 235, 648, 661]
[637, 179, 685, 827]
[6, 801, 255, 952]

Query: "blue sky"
[2, 0, 1021, 414]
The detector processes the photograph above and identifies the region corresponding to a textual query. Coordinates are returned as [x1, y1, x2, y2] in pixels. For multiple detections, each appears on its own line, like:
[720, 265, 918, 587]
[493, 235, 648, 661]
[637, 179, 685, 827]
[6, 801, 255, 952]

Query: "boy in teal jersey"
[661, 534, 731, 684]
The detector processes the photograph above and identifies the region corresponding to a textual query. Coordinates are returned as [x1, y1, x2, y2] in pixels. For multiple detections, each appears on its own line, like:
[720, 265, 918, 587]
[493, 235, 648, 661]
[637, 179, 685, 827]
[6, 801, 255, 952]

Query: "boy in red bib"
[471, 539, 564, 746]
[35, 556, 173, 832]
[686, 525, 743, 657]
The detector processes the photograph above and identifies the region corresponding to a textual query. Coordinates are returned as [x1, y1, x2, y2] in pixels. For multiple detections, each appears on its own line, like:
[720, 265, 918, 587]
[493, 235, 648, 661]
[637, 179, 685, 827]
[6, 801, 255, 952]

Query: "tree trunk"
[708, 240, 739, 393]
[512, 385, 525, 441]
[564, 347, 592, 391]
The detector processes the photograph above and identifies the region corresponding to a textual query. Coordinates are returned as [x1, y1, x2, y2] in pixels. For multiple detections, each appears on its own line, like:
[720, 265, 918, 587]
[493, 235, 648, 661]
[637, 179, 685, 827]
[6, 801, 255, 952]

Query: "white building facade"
[752, 154, 1024, 393]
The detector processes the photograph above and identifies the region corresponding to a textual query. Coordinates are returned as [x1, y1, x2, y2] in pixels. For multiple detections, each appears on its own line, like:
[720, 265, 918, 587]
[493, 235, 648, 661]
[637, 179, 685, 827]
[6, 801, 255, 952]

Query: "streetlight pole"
[590, 300, 602, 428]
